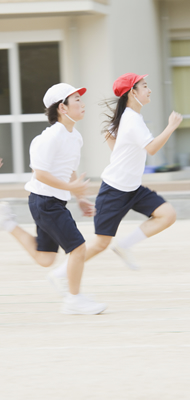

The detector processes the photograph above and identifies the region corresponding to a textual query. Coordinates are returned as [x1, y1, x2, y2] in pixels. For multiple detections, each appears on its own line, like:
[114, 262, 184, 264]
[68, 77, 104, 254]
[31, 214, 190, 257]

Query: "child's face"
[135, 79, 151, 106]
[66, 92, 85, 121]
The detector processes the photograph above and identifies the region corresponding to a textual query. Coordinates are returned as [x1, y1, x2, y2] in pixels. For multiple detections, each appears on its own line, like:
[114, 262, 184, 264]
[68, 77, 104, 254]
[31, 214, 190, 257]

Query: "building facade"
[0, 0, 189, 183]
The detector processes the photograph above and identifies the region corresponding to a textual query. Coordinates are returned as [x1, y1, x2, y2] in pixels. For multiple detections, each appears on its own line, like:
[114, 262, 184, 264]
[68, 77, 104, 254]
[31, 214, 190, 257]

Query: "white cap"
[43, 83, 87, 108]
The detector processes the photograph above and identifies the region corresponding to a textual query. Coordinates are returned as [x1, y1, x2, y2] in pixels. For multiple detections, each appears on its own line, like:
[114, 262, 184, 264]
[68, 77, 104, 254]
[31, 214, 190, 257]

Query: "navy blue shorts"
[29, 193, 85, 254]
[94, 181, 166, 237]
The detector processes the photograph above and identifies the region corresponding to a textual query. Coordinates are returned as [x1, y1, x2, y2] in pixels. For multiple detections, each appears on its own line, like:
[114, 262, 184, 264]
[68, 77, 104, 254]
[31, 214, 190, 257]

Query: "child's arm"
[70, 171, 95, 217]
[105, 132, 116, 151]
[70, 171, 77, 183]
[35, 169, 89, 197]
[145, 111, 183, 156]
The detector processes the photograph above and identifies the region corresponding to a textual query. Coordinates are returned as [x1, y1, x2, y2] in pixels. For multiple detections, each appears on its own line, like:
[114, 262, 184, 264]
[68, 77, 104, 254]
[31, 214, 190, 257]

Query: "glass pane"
[171, 40, 190, 57]
[176, 128, 190, 167]
[0, 124, 13, 173]
[19, 42, 60, 114]
[23, 121, 49, 172]
[0, 49, 10, 115]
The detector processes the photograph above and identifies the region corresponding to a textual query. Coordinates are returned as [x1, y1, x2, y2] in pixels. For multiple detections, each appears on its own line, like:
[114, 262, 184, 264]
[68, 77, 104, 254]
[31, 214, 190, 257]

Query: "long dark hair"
[45, 97, 69, 125]
[102, 82, 138, 139]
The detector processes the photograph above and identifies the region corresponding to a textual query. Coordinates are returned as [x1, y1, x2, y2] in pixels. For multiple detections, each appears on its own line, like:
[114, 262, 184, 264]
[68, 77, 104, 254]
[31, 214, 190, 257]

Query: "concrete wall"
[75, 14, 113, 177]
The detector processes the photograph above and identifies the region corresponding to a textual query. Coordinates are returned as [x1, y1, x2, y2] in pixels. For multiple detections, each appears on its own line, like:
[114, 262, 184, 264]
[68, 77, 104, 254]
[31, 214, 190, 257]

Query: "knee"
[73, 242, 86, 261]
[94, 236, 111, 254]
[40, 260, 53, 268]
[37, 252, 56, 267]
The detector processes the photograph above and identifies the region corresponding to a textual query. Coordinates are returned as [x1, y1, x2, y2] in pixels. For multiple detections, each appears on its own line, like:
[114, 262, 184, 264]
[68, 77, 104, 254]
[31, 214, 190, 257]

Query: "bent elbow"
[147, 148, 156, 156]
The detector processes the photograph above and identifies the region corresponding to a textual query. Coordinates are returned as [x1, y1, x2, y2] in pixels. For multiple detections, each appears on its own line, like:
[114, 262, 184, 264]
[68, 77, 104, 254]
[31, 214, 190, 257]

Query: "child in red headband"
[85, 72, 183, 268]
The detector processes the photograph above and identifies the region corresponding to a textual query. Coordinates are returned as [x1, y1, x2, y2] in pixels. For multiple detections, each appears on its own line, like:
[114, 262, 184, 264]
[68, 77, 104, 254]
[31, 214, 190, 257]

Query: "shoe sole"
[61, 305, 106, 315]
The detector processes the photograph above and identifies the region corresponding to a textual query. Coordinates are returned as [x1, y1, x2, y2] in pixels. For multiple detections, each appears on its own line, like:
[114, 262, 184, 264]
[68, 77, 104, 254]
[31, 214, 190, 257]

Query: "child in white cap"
[0, 83, 106, 315]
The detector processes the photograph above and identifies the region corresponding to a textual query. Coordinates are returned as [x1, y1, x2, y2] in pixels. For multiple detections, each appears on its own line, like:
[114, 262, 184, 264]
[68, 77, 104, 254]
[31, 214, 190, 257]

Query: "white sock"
[118, 227, 147, 249]
[68, 293, 80, 301]
[53, 259, 68, 278]
[6, 220, 17, 233]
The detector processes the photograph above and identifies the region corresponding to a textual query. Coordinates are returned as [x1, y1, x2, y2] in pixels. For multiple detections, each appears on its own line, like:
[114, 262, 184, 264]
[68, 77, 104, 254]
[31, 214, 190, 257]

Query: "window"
[19, 42, 60, 114]
[0, 124, 13, 173]
[170, 40, 190, 166]
[0, 49, 10, 115]
[0, 31, 62, 181]
[171, 40, 190, 128]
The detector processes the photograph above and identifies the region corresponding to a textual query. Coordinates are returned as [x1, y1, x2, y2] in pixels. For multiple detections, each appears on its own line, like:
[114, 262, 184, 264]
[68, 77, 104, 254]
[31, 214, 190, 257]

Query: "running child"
[0, 83, 106, 315]
[86, 72, 183, 267]
[50, 72, 182, 284]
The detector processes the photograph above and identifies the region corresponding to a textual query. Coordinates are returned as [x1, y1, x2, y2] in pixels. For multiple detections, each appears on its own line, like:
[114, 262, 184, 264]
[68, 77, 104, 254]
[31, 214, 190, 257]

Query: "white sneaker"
[47, 270, 68, 296]
[111, 244, 139, 270]
[0, 202, 17, 232]
[61, 293, 106, 315]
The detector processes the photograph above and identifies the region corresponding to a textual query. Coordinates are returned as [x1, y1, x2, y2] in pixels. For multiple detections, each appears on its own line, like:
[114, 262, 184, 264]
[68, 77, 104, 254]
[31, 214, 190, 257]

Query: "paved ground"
[0, 219, 190, 399]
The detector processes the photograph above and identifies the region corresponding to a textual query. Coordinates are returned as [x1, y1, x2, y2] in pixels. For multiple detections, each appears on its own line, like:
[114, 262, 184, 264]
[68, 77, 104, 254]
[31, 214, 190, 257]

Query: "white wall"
[108, 0, 165, 165]
[74, 14, 113, 177]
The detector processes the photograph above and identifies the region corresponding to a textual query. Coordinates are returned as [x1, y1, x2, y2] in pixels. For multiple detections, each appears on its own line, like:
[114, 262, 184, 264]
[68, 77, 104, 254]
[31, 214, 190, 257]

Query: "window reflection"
[23, 121, 49, 172]
[0, 50, 10, 115]
[19, 42, 60, 114]
[0, 124, 13, 173]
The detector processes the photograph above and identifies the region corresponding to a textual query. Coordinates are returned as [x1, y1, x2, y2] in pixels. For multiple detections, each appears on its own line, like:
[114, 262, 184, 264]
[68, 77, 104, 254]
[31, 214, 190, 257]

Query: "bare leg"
[67, 243, 86, 294]
[85, 235, 112, 262]
[140, 202, 176, 238]
[85, 203, 176, 270]
[11, 226, 56, 267]
[84, 204, 176, 262]
[48, 235, 112, 287]
[49, 203, 177, 284]
[12, 226, 86, 295]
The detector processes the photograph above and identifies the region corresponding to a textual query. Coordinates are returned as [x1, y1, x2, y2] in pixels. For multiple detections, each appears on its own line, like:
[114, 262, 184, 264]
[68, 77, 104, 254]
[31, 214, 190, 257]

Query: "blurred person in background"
[0, 158, 3, 168]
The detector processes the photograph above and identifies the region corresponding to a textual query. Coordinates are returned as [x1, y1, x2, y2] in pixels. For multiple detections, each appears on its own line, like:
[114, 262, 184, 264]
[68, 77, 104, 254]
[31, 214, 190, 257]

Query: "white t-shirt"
[25, 121, 83, 201]
[101, 107, 154, 192]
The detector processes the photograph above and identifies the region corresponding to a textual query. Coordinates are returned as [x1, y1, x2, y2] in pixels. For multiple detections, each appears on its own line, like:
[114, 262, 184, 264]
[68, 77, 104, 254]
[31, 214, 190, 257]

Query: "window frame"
[170, 55, 190, 121]
[0, 29, 63, 183]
